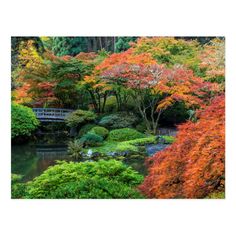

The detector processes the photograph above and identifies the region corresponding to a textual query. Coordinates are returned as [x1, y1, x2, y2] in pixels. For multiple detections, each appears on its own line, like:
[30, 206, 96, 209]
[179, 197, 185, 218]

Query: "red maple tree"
[139, 95, 225, 198]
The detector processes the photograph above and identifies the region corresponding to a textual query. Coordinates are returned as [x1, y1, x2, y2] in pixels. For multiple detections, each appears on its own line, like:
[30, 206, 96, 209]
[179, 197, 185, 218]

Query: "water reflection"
[11, 144, 72, 182]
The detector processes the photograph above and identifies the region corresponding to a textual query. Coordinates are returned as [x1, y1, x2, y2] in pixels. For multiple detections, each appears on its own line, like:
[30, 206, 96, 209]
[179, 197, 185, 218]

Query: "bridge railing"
[32, 108, 74, 120]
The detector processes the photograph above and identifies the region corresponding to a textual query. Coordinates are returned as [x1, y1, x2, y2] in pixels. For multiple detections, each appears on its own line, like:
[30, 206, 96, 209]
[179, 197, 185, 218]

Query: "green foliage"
[135, 121, 148, 133]
[79, 132, 103, 147]
[84, 136, 156, 155]
[78, 123, 96, 137]
[98, 112, 139, 129]
[90, 126, 109, 139]
[206, 192, 225, 199]
[84, 141, 139, 154]
[134, 37, 201, 67]
[68, 140, 83, 160]
[104, 96, 117, 112]
[50, 58, 92, 108]
[108, 128, 145, 142]
[65, 109, 97, 128]
[115, 37, 137, 52]
[123, 136, 157, 146]
[11, 103, 39, 140]
[51, 37, 88, 56]
[25, 160, 144, 199]
[161, 135, 175, 144]
[11, 174, 26, 199]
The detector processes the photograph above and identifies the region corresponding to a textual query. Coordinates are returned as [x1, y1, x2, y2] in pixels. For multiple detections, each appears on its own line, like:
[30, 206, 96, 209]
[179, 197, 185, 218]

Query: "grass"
[83, 141, 139, 154]
[82, 135, 175, 155]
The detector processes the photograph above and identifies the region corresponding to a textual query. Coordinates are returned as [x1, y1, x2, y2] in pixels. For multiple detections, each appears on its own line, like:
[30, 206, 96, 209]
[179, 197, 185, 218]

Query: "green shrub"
[108, 128, 145, 142]
[80, 132, 103, 147]
[78, 123, 96, 137]
[98, 112, 139, 129]
[68, 140, 83, 160]
[11, 174, 26, 199]
[65, 109, 97, 128]
[25, 160, 144, 199]
[90, 126, 109, 139]
[11, 103, 39, 140]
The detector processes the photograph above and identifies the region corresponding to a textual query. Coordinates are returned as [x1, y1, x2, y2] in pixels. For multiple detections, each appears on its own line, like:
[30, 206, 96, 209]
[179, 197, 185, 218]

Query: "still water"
[11, 144, 73, 182]
[12, 141, 169, 182]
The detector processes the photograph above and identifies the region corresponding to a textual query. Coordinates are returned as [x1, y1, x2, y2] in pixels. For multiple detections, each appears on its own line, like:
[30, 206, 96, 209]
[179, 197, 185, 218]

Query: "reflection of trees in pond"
[11, 145, 40, 181]
[12, 144, 71, 182]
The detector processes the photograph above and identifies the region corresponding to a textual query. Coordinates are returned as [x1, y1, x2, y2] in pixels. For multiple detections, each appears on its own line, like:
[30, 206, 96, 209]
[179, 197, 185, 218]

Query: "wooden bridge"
[32, 108, 74, 122]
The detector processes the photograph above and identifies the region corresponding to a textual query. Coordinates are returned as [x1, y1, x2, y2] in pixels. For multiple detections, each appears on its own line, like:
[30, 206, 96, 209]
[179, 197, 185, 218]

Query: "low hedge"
[108, 128, 145, 142]
[90, 126, 109, 139]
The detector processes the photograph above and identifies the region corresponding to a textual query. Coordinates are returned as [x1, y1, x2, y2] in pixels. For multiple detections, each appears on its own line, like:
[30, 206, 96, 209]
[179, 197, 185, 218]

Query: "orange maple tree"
[97, 49, 220, 133]
[139, 95, 225, 198]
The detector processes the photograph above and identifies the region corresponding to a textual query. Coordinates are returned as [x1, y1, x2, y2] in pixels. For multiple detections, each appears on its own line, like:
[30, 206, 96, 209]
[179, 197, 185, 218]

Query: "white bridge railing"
[32, 108, 74, 122]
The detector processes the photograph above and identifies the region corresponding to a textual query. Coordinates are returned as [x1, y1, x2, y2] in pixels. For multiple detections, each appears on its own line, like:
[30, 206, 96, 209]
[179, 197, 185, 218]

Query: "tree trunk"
[113, 37, 116, 52]
[101, 93, 107, 113]
[98, 37, 103, 50]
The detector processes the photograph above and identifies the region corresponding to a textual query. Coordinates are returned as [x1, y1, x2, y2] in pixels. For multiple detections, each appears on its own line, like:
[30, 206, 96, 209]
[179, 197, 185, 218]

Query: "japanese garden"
[11, 36, 225, 199]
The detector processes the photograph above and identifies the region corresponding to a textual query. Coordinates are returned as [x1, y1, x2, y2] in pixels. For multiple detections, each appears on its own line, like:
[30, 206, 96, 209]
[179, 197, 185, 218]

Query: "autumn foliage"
[139, 95, 225, 198]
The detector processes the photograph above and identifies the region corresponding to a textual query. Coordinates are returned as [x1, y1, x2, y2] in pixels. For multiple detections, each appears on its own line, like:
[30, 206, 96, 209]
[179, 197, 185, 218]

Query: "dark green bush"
[65, 109, 97, 128]
[90, 126, 109, 139]
[25, 160, 144, 199]
[108, 128, 145, 142]
[78, 123, 96, 137]
[11, 103, 39, 140]
[79, 132, 103, 147]
[98, 112, 139, 129]
[135, 121, 148, 133]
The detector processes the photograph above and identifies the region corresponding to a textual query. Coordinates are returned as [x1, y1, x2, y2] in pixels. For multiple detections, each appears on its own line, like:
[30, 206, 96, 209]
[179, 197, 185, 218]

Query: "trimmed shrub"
[98, 112, 139, 129]
[11, 103, 39, 140]
[79, 132, 103, 147]
[65, 109, 97, 128]
[25, 160, 144, 199]
[78, 123, 96, 137]
[90, 126, 109, 139]
[108, 128, 145, 142]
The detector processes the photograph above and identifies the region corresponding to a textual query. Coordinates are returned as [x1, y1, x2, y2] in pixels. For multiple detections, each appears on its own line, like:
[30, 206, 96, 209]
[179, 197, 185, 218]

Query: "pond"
[11, 138, 170, 182]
